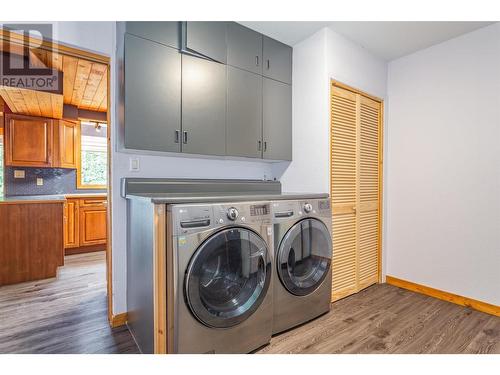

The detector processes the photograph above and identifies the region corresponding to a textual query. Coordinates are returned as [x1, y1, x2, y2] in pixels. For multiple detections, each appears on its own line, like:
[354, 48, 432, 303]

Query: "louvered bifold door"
[331, 83, 382, 302]
[357, 95, 380, 290]
[331, 86, 358, 301]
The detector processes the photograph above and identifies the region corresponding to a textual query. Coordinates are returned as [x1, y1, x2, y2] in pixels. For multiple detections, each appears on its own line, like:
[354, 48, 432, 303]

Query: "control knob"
[303, 203, 313, 213]
[227, 207, 239, 221]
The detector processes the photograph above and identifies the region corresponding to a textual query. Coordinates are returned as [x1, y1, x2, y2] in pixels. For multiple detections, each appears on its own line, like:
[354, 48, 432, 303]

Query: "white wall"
[386, 23, 500, 305]
[275, 27, 387, 193]
[274, 27, 389, 277]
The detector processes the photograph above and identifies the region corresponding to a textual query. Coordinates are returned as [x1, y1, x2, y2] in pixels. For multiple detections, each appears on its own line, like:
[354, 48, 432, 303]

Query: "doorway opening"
[0, 30, 117, 335]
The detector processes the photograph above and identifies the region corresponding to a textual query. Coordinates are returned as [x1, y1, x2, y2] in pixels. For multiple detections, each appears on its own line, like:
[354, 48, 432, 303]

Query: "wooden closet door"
[358, 95, 381, 289]
[330, 82, 382, 302]
[331, 85, 358, 301]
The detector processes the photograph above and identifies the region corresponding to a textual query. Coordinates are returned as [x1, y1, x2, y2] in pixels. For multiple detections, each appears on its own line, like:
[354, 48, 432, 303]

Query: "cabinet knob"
[256, 56, 259, 66]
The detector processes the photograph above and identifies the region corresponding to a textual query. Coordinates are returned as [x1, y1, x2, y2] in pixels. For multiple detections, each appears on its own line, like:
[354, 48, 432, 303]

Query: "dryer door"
[185, 227, 271, 328]
[277, 218, 332, 296]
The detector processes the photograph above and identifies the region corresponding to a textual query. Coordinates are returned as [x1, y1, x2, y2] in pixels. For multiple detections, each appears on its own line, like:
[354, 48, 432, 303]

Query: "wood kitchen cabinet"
[63, 198, 79, 248]
[54, 119, 78, 169]
[4, 114, 78, 168]
[4, 114, 53, 167]
[63, 196, 107, 253]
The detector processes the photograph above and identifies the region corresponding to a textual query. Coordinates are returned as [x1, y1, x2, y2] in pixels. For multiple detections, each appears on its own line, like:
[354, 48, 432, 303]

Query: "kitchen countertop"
[125, 192, 329, 204]
[0, 193, 107, 204]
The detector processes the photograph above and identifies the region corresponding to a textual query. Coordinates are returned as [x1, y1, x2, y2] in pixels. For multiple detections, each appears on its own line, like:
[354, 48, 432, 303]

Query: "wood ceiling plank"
[97, 93, 107, 112]
[4, 87, 29, 114]
[35, 91, 52, 118]
[80, 63, 107, 110]
[71, 59, 92, 106]
[87, 65, 107, 112]
[63, 55, 78, 104]
[51, 52, 63, 71]
[51, 94, 63, 119]
[0, 88, 18, 112]
[29, 49, 47, 69]
[19, 88, 41, 116]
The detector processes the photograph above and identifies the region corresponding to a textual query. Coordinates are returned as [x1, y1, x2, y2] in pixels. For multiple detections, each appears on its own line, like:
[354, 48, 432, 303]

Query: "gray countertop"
[125, 192, 329, 204]
[0, 193, 107, 204]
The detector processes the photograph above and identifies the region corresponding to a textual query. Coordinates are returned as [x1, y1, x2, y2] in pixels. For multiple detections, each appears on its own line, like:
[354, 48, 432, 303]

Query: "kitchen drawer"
[79, 197, 107, 208]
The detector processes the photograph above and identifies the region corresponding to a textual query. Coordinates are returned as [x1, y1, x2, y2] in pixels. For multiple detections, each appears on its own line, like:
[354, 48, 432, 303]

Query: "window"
[78, 121, 107, 189]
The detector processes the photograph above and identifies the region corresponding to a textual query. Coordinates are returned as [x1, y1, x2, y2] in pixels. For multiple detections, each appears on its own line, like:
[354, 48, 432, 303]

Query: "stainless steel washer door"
[277, 218, 332, 296]
[184, 227, 271, 328]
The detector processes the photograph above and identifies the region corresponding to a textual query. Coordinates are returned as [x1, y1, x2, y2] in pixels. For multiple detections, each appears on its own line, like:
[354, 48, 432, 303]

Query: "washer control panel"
[172, 202, 271, 235]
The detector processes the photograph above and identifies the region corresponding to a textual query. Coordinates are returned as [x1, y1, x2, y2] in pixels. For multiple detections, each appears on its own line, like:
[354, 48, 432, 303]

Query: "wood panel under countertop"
[0, 202, 64, 285]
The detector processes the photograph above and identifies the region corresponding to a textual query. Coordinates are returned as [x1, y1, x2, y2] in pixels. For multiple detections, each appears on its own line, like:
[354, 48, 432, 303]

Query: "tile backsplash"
[4, 167, 106, 196]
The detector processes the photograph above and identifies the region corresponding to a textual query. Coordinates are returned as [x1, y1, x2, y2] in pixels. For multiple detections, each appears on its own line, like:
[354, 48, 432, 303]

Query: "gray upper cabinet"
[263, 36, 292, 85]
[125, 22, 180, 49]
[263, 78, 292, 161]
[226, 66, 263, 158]
[182, 55, 226, 156]
[124, 33, 181, 153]
[183, 22, 227, 63]
[226, 23, 262, 75]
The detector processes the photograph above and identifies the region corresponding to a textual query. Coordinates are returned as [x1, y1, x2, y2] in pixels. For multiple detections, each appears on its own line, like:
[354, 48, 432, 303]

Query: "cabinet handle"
[175, 130, 180, 143]
[183, 131, 188, 144]
[267, 59, 270, 70]
[264, 141, 267, 152]
[258, 140, 262, 151]
[256, 56, 259, 66]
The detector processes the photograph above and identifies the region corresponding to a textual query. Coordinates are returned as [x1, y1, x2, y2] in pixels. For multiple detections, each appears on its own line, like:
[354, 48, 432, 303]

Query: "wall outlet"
[36, 178, 44, 186]
[14, 170, 25, 179]
[129, 157, 140, 172]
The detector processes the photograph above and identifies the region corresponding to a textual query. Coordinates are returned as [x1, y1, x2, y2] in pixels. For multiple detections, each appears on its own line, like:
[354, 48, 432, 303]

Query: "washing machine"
[171, 201, 274, 353]
[271, 198, 332, 335]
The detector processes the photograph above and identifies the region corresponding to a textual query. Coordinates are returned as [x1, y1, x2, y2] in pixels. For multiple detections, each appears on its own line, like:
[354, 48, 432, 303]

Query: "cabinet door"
[263, 78, 292, 161]
[226, 66, 262, 158]
[5, 114, 53, 167]
[55, 120, 77, 169]
[64, 199, 79, 249]
[125, 21, 180, 49]
[263, 36, 292, 84]
[226, 23, 262, 75]
[124, 33, 181, 152]
[184, 22, 227, 63]
[79, 205, 107, 247]
[181, 55, 226, 156]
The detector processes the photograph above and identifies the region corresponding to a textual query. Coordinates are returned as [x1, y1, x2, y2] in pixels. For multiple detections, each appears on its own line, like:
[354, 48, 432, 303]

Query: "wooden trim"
[331, 79, 383, 103]
[65, 244, 106, 256]
[110, 312, 128, 328]
[105, 66, 113, 326]
[76, 120, 107, 190]
[378, 101, 384, 283]
[386, 276, 500, 317]
[153, 205, 167, 354]
[0, 28, 110, 64]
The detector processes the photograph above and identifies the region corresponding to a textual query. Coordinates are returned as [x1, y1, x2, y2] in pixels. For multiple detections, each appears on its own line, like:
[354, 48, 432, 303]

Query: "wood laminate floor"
[0, 252, 139, 354]
[258, 283, 500, 354]
[1, 253, 498, 354]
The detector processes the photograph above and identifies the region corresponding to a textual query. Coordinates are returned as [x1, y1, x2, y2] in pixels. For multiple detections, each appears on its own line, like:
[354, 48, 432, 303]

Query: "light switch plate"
[36, 178, 44, 186]
[129, 157, 140, 172]
[14, 170, 25, 179]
